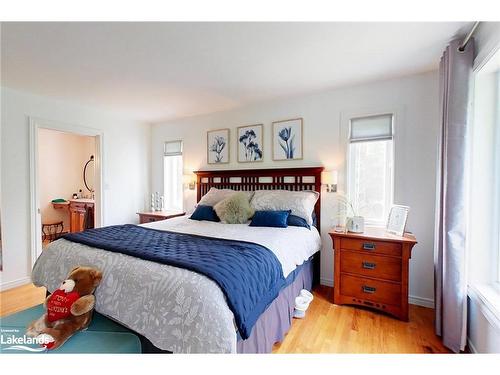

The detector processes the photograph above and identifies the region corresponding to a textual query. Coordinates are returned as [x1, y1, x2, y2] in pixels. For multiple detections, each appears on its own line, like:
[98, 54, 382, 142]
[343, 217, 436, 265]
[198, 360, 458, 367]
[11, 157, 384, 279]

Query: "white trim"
[320, 277, 334, 287]
[0, 277, 31, 291]
[408, 295, 434, 308]
[467, 338, 478, 353]
[28, 117, 104, 270]
[468, 284, 500, 331]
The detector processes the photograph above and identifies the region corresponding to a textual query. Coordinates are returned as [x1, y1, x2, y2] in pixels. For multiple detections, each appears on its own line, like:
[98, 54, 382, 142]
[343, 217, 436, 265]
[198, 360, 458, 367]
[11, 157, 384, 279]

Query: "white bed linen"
[141, 216, 321, 277]
[31, 217, 321, 352]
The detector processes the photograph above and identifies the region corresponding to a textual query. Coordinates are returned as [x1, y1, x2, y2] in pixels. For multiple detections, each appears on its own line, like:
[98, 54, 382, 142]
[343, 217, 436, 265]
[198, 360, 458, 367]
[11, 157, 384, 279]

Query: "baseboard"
[408, 295, 434, 308]
[320, 277, 333, 287]
[0, 276, 32, 291]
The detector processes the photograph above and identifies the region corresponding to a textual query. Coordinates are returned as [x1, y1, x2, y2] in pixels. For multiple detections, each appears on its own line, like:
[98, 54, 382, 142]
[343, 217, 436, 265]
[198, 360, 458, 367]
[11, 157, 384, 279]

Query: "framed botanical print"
[386, 205, 410, 236]
[207, 128, 230, 164]
[272, 118, 303, 161]
[237, 124, 263, 163]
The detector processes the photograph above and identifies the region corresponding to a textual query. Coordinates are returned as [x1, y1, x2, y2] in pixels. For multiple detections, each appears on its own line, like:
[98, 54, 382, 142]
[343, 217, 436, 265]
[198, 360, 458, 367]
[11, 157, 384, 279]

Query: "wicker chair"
[41, 221, 64, 242]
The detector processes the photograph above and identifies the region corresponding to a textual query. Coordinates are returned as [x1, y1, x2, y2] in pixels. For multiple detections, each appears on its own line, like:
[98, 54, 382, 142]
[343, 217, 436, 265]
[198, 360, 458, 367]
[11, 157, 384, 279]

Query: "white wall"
[0, 87, 151, 290]
[151, 71, 440, 306]
[38, 129, 95, 231]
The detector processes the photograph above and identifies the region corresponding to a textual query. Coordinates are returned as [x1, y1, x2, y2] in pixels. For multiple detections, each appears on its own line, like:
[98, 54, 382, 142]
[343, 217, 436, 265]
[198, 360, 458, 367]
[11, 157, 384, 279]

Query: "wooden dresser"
[137, 210, 185, 224]
[329, 227, 417, 321]
[69, 199, 94, 233]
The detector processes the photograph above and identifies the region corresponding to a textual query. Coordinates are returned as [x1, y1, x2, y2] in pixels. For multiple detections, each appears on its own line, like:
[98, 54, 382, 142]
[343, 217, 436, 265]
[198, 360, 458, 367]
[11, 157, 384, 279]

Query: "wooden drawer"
[340, 250, 402, 282]
[139, 215, 164, 224]
[340, 274, 401, 306]
[340, 238, 402, 257]
[70, 202, 87, 212]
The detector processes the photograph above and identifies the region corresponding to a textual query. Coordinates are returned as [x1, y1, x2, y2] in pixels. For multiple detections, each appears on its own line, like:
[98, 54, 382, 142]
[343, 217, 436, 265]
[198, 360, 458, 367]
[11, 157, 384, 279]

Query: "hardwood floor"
[0, 283, 449, 353]
[0, 283, 46, 317]
[273, 286, 449, 353]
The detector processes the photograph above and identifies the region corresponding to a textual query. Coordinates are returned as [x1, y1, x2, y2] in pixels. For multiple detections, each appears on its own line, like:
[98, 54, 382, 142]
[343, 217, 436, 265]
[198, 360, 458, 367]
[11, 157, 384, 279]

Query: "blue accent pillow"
[250, 210, 291, 228]
[287, 215, 311, 230]
[190, 205, 220, 222]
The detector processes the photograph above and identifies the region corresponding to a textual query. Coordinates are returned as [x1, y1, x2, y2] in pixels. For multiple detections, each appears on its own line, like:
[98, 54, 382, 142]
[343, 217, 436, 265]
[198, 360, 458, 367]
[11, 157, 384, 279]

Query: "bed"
[31, 167, 323, 353]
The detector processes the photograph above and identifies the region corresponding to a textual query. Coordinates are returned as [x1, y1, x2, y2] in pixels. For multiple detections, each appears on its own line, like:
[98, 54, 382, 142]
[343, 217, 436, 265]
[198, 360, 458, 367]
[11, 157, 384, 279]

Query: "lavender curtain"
[434, 38, 474, 353]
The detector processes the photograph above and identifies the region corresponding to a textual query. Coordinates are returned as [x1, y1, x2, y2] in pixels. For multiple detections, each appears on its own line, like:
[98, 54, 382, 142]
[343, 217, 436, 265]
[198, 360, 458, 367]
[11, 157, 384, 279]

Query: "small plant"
[336, 194, 358, 217]
[332, 194, 359, 230]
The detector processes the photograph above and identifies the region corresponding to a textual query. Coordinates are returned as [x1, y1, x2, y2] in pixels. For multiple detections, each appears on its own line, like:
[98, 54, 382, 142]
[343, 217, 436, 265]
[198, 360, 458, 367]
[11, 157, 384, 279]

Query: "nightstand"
[329, 227, 417, 321]
[137, 210, 185, 224]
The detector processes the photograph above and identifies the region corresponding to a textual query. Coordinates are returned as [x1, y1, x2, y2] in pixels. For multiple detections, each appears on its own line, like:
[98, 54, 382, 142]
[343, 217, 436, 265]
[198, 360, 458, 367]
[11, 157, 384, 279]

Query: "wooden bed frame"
[194, 166, 324, 285]
[47, 167, 324, 353]
[194, 167, 323, 230]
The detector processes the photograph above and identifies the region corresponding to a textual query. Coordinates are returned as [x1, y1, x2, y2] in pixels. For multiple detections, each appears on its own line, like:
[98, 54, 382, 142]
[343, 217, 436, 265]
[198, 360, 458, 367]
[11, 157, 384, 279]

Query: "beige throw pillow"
[198, 187, 254, 207]
[213, 192, 255, 224]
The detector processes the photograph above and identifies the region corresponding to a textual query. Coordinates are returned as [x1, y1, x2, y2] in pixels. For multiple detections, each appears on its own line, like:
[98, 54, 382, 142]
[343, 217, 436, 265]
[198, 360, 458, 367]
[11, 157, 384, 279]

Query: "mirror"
[83, 155, 95, 193]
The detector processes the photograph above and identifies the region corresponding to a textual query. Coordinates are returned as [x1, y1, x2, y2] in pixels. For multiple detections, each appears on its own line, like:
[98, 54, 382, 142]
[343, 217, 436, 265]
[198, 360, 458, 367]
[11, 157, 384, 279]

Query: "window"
[470, 50, 500, 288]
[496, 71, 500, 283]
[163, 140, 183, 211]
[347, 114, 394, 226]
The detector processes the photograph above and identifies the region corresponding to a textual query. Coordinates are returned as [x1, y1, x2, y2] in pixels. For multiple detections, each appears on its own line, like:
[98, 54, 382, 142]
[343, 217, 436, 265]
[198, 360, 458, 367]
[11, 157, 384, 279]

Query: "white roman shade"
[349, 114, 393, 143]
[164, 140, 183, 156]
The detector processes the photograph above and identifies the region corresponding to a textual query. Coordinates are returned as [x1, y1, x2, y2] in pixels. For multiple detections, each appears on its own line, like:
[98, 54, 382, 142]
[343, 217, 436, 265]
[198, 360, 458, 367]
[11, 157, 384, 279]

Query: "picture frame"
[386, 205, 410, 236]
[237, 124, 264, 163]
[272, 118, 303, 161]
[207, 128, 230, 164]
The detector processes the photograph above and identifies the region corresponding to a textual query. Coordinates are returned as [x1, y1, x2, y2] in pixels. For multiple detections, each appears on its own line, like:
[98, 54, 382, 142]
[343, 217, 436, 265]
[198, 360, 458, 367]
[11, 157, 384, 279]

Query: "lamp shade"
[321, 170, 338, 185]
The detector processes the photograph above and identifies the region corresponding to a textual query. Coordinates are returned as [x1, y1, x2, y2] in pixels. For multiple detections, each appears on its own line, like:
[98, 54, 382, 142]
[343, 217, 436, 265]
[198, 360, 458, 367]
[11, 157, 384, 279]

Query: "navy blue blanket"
[63, 224, 285, 339]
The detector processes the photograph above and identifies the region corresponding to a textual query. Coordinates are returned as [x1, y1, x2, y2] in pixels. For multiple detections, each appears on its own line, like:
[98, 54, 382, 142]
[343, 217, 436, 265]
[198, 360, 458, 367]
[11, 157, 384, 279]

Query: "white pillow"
[250, 190, 319, 225]
[198, 188, 254, 207]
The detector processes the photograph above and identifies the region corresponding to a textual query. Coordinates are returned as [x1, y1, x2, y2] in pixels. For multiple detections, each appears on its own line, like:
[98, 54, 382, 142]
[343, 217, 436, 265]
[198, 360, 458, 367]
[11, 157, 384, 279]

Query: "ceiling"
[1, 22, 470, 123]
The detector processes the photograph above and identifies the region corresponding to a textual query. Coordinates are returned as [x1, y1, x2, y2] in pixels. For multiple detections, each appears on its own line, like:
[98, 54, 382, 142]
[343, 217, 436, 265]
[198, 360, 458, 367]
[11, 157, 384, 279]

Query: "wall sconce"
[183, 174, 196, 190]
[321, 170, 338, 193]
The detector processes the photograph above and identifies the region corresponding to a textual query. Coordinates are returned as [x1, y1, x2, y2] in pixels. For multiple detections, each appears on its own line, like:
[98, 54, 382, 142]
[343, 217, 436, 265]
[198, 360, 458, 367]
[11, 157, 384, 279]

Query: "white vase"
[347, 216, 365, 233]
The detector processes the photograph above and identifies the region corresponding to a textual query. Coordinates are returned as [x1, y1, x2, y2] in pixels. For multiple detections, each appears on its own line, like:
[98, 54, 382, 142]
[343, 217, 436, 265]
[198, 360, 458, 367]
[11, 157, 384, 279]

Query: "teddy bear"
[26, 266, 103, 350]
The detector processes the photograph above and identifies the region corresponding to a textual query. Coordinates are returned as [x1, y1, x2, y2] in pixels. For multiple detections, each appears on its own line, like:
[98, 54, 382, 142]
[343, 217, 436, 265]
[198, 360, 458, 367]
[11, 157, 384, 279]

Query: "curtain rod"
[458, 21, 480, 52]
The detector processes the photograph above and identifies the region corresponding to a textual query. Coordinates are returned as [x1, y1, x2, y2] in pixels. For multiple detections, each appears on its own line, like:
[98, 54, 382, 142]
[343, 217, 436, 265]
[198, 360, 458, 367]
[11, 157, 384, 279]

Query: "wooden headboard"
[193, 167, 324, 231]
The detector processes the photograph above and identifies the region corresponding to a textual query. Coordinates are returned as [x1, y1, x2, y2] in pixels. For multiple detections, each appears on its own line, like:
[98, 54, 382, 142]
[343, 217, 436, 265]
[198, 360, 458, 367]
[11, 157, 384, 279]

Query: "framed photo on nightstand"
[386, 205, 410, 236]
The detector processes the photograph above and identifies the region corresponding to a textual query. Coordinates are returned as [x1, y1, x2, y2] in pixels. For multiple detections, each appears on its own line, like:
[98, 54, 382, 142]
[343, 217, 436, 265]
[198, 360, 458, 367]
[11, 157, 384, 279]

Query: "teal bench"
[0, 305, 141, 354]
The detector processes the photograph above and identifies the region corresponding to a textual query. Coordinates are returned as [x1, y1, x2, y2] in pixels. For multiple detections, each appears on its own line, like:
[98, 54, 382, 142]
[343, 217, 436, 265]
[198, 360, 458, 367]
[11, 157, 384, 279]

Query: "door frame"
[29, 117, 104, 268]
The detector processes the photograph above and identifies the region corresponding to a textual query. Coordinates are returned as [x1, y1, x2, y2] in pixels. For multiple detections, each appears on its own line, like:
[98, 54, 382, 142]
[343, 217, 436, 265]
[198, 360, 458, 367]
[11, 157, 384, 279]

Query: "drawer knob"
[363, 242, 376, 250]
[362, 261, 376, 270]
[362, 285, 376, 294]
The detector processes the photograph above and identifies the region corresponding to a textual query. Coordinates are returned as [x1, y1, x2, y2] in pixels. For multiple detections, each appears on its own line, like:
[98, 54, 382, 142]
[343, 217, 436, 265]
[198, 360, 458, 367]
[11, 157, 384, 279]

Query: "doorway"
[29, 118, 103, 268]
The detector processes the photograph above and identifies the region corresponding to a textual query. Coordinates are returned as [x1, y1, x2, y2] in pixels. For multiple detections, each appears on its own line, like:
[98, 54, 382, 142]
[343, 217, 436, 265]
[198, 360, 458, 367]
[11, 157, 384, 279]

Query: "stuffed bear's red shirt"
[46, 289, 80, 322]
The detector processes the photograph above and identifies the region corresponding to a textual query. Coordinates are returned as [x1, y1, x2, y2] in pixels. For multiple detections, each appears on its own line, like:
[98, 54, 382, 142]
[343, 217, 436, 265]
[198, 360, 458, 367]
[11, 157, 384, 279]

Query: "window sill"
[468, 283, 500, 330]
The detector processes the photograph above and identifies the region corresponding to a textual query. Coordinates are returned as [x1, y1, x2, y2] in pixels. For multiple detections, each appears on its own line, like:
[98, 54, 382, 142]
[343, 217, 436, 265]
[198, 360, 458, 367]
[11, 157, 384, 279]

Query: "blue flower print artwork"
[278, 127, 295, 159]
[238, 124, 263, 163]
[272, 118, 303, 160]
[207, 129, 230, 164]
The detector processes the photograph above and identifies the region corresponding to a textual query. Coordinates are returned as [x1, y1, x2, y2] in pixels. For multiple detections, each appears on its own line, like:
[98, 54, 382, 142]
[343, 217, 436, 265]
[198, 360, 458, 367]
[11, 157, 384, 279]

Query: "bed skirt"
[43, 257, 314, 353]
[237, 258, 313, 353]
